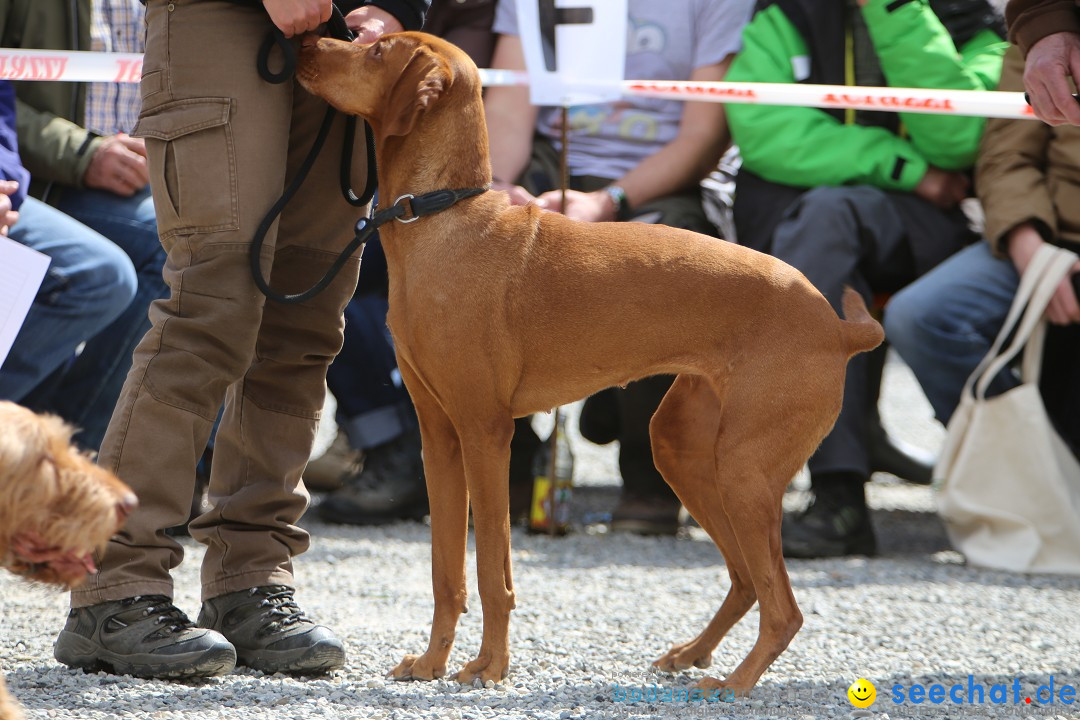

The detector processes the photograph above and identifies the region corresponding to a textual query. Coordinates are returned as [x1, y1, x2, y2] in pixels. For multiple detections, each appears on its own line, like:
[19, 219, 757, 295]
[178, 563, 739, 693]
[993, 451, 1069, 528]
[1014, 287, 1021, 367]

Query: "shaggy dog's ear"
[384, 47, 449, 137]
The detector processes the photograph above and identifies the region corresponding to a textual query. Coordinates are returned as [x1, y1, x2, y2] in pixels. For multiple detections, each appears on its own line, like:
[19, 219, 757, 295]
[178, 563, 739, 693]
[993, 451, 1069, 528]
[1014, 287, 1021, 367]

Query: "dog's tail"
[838, 286, 884, 357]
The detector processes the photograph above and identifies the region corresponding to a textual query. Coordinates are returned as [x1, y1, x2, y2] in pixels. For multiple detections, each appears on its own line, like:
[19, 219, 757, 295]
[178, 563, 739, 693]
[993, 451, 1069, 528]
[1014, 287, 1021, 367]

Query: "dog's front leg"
[452, 416, 516, 686]
[390, 367, 470, 681]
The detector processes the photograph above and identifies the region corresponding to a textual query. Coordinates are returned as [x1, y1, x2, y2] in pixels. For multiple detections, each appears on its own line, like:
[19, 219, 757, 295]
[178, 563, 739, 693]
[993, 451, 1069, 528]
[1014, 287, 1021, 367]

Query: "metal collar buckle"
[394, 194, 419, 223]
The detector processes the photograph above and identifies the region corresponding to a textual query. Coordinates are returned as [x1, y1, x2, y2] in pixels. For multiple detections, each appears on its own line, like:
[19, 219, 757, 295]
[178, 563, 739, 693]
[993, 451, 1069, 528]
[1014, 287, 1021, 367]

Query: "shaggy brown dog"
[0, 401, 136, 720]
[296, 33, 883, 695]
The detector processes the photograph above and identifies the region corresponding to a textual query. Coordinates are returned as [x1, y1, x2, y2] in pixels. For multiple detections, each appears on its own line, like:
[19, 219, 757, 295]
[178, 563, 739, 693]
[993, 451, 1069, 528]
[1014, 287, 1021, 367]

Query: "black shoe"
[610, 492, 682, 536]
[54, 595, 236, 679]
[198, 585, 345, 675]
[868, 424, 935, 485]
[317, 428, 427, 525]
[781, 494, 877, 559]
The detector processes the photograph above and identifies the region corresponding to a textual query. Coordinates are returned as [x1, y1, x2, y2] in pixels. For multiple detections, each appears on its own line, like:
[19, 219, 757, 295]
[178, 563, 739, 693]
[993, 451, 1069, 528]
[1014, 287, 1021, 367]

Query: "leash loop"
[257, 29, 296, 84]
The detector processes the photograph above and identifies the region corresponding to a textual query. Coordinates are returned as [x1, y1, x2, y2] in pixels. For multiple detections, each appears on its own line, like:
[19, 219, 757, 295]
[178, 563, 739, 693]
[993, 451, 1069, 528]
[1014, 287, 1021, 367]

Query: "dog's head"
[297, 31, 476, 137]
[0, 402, 136, 587]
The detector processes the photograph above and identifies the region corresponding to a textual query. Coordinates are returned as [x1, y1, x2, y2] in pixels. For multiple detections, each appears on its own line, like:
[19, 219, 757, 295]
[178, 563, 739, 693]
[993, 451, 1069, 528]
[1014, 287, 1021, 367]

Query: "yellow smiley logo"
[848, 678, 876, 708]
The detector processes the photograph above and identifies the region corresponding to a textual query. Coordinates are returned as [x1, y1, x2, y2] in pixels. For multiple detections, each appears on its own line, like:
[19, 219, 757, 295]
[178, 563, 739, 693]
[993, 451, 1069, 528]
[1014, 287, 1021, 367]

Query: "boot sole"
[54, 631, 237, 679]
[236, 639, 346, 675]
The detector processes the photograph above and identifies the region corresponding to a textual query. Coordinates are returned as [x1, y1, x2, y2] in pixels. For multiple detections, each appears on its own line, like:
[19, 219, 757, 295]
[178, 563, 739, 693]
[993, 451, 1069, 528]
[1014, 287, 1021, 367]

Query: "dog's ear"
[384, 48, 449, 137]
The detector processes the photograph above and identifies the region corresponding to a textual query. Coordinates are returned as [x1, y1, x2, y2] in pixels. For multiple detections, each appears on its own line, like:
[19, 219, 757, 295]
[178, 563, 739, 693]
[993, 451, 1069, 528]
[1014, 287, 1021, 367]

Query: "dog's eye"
[370, 41, 383, 59]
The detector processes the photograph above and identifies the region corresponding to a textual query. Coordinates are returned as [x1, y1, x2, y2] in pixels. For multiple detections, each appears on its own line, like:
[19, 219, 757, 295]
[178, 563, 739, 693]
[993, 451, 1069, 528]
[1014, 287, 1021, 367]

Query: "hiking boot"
[317, 429, 427, 525]
[781, 495, 878, 558]
[610, 492, 683, 536]
[198, 585, 345, 675]
[54, 595, 236, 679]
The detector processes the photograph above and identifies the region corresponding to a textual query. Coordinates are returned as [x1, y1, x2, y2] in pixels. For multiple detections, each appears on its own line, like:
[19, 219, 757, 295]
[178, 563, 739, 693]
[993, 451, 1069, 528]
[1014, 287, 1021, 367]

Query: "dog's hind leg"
[650, 375, 757, 675]
[692, 376, 827, 697]
[452, 412, 517, 686]
[390, 362, 470, 682]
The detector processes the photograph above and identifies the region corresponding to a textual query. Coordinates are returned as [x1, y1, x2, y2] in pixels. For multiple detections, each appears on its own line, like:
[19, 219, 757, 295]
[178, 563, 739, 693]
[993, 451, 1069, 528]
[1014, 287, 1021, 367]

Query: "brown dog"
[297, 33, 883, 695]
[0, 401, 136, 720]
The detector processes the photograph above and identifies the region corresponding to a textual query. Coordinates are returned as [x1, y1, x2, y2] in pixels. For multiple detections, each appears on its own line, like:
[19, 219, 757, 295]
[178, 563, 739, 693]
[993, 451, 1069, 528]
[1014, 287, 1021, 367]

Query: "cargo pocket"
[134, 98, 239, 240]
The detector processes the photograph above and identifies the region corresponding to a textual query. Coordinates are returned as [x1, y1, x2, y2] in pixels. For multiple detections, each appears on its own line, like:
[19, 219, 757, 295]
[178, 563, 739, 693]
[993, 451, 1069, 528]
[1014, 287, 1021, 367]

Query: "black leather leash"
[250, 6, 377, 304]
[267, 186, 490, 303]
[249, 6, 489, 304]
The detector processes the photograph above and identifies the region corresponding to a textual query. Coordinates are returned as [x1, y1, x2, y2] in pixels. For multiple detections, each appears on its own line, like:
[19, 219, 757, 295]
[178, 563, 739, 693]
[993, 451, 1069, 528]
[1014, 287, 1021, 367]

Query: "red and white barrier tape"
[479, 71, 1035, 120]
[0, 49, 143, 84]
[0, 48, 1035, 120]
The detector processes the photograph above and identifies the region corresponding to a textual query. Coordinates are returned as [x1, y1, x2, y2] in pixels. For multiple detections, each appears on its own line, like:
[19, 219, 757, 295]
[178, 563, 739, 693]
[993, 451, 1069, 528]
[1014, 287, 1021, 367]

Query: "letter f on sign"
[538, 0, 594, 71]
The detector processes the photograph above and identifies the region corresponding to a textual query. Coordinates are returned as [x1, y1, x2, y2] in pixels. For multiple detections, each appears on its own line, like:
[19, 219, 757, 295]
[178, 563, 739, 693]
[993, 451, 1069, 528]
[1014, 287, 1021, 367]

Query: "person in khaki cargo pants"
[52, 0, 428, 680]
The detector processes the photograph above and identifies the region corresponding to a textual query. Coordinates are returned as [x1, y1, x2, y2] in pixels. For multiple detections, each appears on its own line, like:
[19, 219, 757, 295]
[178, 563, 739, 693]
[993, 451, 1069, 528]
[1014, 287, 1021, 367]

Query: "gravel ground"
[3, 352, 1079, 720]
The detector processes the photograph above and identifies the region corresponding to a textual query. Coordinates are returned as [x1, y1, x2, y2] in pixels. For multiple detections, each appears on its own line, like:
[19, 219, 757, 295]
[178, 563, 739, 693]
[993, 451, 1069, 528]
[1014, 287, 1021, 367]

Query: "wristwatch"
[604, 184, 631, 221]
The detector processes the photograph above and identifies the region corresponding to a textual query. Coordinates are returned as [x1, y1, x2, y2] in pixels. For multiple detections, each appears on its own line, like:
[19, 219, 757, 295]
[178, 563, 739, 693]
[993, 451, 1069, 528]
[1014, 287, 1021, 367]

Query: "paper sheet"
[0, 235, 50, 371]
[516, 0, 627, 106]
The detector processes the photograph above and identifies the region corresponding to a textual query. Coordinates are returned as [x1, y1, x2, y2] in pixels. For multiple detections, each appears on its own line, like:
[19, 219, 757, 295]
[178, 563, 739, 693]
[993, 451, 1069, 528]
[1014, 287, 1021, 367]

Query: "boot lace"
[122, 594, 195, 636]
[250, 585, 310, 633]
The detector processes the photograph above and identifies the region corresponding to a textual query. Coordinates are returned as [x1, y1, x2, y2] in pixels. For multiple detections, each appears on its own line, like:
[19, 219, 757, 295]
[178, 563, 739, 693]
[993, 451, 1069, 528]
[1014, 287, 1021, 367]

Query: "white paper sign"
[0, 235, 50, 371]
[515, 0, 628, 106]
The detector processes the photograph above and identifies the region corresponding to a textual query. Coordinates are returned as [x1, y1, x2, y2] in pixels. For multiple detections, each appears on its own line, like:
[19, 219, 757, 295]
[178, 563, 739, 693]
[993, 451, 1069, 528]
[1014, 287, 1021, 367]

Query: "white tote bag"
[936, 244, 1080, 574]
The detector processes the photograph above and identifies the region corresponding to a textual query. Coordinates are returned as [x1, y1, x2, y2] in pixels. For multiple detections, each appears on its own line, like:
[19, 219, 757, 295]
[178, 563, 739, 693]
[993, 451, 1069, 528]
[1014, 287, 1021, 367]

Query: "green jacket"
[726, 0, 1007, 192]
[0, 0, 103, 200]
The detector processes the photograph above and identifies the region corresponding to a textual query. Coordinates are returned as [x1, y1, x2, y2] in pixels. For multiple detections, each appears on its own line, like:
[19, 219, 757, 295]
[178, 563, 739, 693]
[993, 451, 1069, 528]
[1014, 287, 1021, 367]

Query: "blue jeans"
[885, 242, 1020, 425]
[0, 197, 136, 401]
[31, 187, 167, 450]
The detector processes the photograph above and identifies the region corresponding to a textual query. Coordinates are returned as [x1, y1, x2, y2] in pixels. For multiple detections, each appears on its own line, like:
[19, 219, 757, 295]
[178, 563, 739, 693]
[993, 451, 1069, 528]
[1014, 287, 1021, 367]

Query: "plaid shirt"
[85, 0, 145, 135]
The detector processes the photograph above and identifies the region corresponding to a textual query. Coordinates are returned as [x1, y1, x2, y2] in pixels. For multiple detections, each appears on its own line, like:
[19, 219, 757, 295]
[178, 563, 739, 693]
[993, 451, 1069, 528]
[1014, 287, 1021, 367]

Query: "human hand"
[262, 0, 331, 37]
[534, 188, 615, 222]
[492, 179, 537, 206]
[0, 180, 19, 235]
[83, 133, 149, 197]
[913, 166, 969, 210]
[1007, 223, 1080, 325]
[1023, 32, 1080, 126]
[345, 6, 404, 44]
[1048, 263, 1080, 324]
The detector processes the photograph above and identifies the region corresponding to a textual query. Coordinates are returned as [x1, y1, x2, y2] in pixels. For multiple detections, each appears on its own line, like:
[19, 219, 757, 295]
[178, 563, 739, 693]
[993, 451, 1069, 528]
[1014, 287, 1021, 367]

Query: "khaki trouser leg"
[193, 84, 364, 599]
[73, 0, 365, 607]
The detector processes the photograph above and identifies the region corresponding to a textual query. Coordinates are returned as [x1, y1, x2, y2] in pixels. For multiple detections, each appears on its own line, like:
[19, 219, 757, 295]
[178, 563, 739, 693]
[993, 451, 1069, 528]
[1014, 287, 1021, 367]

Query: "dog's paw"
[451, 653, 509, 687]
[696, 675, 753, 698]
[388, 653, 445, 681]
[652, 643, 713, 673]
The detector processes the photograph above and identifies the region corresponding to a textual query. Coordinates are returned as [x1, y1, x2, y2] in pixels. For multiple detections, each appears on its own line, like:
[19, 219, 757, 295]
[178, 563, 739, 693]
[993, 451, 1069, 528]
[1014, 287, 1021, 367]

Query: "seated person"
[725, 0, 1007, 557]
[885, 46, 1080, 451]
[5, 0, 166, 452]
[0, 80, 136, 403]
[482, 0, 752, 535]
